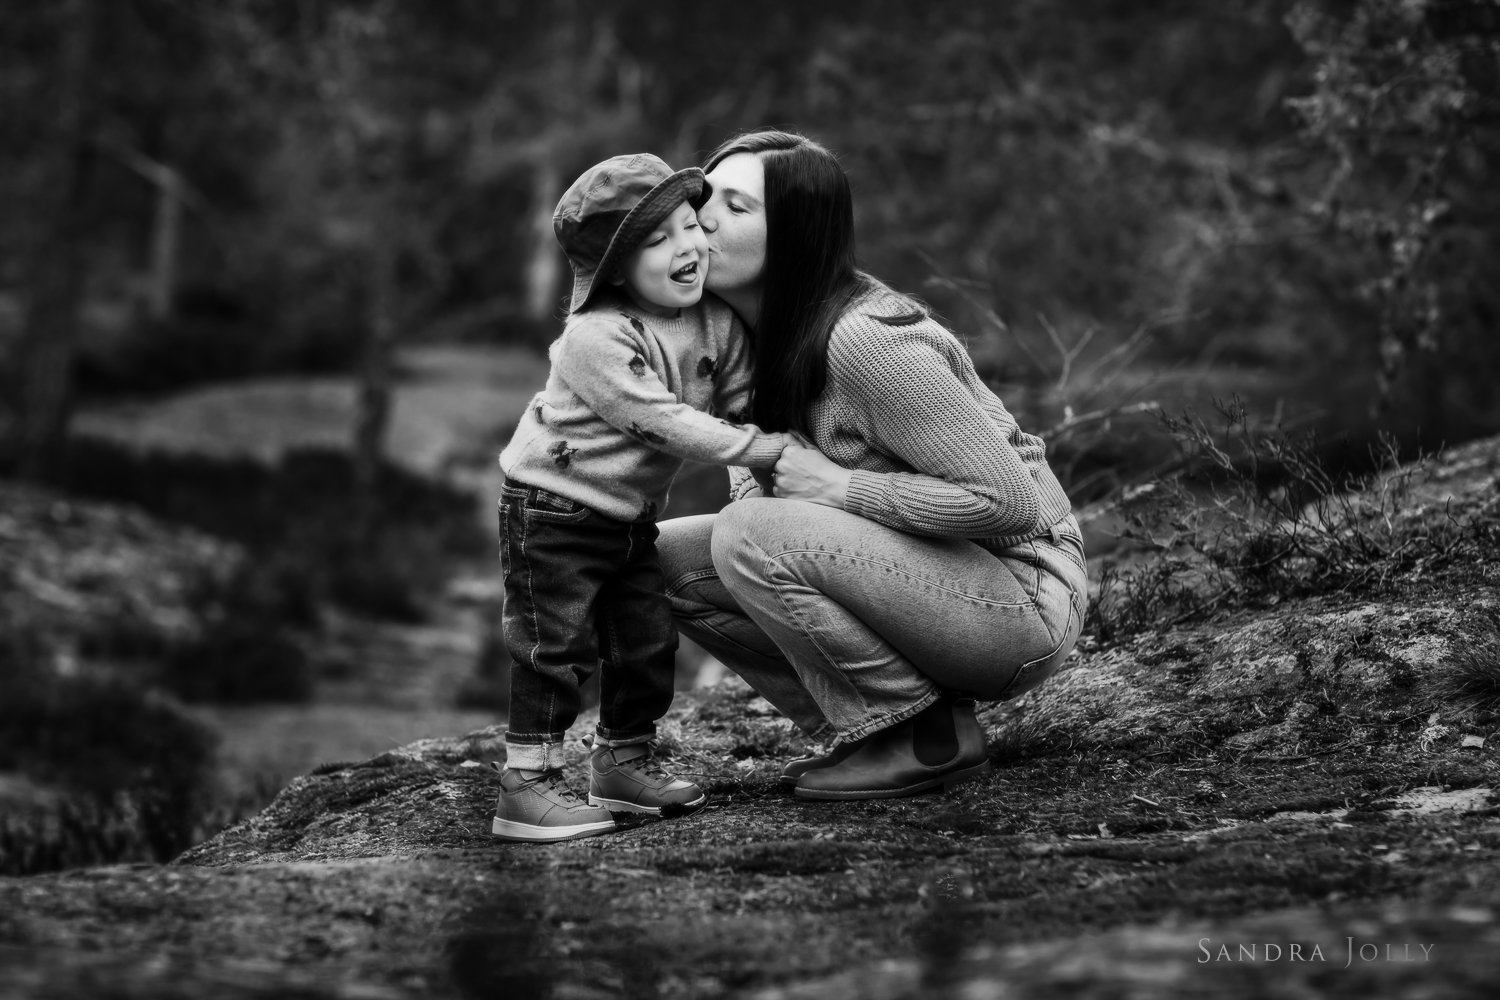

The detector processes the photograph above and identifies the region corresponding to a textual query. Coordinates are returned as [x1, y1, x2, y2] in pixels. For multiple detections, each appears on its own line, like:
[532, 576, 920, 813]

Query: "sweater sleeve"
[835, 320, 1041, 538]
[553, 316, 787, 469]
[715, 314, 770, 501]
[711, 312, 756, 426]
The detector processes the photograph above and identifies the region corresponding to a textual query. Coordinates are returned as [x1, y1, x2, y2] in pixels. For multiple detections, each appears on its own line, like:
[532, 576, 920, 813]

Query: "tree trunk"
[523, 157, 564, 324]
[146, 166, 182, 321]
[352, 190, 400, 545]
[12, 0, 95, 481]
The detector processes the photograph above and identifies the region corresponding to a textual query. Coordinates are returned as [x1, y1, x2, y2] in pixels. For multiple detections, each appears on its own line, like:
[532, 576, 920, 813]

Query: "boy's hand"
[771, 443, 852, 509]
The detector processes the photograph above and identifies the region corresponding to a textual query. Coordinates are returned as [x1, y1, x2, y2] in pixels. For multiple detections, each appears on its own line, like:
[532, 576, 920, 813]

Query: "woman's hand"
[771, 443, 853, 509]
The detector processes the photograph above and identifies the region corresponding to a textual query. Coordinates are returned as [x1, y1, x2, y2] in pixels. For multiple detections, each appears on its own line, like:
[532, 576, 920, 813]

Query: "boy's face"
[613, 202, 709, 315]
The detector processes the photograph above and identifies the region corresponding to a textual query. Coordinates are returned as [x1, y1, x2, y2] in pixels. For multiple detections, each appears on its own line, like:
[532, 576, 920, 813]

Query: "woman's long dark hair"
[704, 130, 877, 435]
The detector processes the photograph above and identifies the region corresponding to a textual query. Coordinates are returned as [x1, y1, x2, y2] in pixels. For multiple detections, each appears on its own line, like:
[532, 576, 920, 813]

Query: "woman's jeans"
[499, 480, 677, 771]
[657, 499, 1088, 744]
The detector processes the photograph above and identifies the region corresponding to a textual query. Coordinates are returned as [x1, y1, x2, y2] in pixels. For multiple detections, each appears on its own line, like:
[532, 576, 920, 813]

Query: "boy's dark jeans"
[499, 480, 677, 772]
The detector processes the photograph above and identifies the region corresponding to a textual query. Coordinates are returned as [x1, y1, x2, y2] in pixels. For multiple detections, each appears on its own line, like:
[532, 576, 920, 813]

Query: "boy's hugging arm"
[710, 312, 757, 428]
[715, 324, 773, 500]
[553, 315, 788, 469]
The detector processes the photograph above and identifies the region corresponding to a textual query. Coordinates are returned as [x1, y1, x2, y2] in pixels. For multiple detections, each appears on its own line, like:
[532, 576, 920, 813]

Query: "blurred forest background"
[1, 0, 1497, 874]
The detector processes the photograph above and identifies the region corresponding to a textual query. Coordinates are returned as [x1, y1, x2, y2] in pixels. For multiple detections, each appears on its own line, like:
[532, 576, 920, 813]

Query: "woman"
[657, 130, 1087, 800]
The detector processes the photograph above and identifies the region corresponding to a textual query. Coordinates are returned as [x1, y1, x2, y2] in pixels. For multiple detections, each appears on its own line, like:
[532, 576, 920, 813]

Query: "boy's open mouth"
[670, 261, 699, 284]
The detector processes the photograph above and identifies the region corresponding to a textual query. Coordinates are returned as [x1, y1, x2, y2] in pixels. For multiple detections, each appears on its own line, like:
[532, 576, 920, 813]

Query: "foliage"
[1286, 0, 1500, 431]
[157, 560, 316, 704]
[0, 608, 220, 874]
[1435, 607, 1500, 716]
[54, 438, 482, 627]
[1, 1, 1497, 488]
[1091, 397, 1488, 641]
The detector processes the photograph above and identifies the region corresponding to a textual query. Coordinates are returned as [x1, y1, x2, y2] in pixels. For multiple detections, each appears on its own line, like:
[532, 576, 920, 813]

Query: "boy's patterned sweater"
[501, 293, 787, 523]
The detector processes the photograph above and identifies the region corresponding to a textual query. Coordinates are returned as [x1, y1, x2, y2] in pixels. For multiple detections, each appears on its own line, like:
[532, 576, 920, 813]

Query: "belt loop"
[1049, 522, 1062, 545]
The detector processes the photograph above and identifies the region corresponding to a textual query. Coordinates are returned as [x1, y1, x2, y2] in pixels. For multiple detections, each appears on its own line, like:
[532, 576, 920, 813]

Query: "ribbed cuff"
[739, 431, 791, 470]
[842, 469, 887, 519]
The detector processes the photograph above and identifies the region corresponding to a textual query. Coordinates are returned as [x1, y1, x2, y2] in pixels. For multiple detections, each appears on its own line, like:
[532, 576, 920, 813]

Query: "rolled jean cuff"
[504, 737, 567, 772]
[834, 690, 942, 746]
[806, 721, 836, 742]
[591, 726, 656, 747]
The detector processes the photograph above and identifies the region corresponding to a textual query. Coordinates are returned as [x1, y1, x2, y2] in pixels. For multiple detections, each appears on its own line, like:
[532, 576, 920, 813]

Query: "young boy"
[492, 153, 789, 842]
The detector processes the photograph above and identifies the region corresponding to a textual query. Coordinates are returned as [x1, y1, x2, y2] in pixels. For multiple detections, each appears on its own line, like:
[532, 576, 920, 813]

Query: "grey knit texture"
[732, 287, 1073, 551]
[500, 295, 788, 523]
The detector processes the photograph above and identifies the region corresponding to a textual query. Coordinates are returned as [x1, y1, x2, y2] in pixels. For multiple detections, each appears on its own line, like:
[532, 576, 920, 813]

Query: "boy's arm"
[711, 312, 757, 426]
[554, 316, 787, 469]
[717, 314, 773, 500]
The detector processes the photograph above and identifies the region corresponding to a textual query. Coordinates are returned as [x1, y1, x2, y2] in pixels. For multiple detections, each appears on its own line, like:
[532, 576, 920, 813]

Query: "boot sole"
[589, 793, 707, 818]
[490, 816, 616, 842]
[793, 759, 992, 801]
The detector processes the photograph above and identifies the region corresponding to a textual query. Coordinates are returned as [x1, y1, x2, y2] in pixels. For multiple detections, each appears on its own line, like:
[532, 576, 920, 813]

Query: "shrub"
[0, 612, 220, 874]
[1436, 608, 1500, 720]
[1091, 398, 1484, 641]
[53, 437, 484, 626]
[73, 281, 366, 399]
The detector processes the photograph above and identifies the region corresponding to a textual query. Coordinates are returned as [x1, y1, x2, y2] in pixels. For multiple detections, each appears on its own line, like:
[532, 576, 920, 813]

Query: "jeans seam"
[758, 546, 861, 716]
[518, 509, 543, 676]
[754, 541, 944, 742]
[516, 508, 563, 737]
[764, 546, 1031, 609]
[665, 566, 719, 598]
[1002, 597, 1081, 698]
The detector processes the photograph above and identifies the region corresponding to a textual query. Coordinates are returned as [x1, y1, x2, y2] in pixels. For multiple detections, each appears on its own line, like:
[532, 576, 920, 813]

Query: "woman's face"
[698, 152, 767, 298]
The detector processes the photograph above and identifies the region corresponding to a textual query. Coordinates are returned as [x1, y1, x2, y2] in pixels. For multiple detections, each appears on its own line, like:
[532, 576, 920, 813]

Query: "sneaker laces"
[584, 736, 676, 780]
[624, 747, 670, 780]
[531, 769, 587, 804]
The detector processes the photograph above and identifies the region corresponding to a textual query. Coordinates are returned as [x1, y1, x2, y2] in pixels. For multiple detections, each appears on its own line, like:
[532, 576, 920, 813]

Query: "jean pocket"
[1000, 595, 1081, 700]
[527, 489, 591, 523]
[1050, 518, 1087, 574]
[498, 504, 513, 582]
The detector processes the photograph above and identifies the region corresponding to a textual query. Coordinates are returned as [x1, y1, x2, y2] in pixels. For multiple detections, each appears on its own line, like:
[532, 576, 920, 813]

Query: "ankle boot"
[779, 741, 859, 787]
[793, 697, 990, 800]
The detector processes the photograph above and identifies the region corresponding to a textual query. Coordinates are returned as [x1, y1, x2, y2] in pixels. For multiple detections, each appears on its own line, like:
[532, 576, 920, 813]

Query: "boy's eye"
[645, 235, 666, 247]
[685, 221, 699, 230]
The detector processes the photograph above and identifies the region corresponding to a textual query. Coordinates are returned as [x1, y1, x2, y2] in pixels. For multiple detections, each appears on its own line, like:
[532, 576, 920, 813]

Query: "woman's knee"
[657, 514, 716, 581]
[708, 499, 786, 587]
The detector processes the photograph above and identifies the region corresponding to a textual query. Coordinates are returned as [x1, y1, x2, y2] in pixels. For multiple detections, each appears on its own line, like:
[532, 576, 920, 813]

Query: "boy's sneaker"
[491, 767, 616, 842]
[587, 739, 707, 817]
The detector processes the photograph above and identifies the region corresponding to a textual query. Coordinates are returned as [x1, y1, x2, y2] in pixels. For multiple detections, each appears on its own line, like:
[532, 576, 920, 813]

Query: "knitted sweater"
[731, 287, 1074, 553]
[501, 293, 788, 523]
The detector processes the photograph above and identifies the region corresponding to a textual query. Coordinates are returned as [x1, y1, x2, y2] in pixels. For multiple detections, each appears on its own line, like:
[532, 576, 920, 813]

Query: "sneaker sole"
[589, 793, 707, 818]
[793, 759, 992, 801]
[490, 816, 616, 842]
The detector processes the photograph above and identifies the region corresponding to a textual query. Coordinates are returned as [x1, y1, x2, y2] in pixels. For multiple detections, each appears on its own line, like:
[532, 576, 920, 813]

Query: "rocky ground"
[2, 437, 1498, 999]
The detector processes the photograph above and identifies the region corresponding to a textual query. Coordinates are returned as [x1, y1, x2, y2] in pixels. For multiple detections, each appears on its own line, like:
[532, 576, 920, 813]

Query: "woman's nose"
[697, 212, 717, 234]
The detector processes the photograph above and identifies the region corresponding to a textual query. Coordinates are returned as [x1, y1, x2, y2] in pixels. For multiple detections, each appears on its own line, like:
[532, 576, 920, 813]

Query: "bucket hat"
[553, 153, 707, 313]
